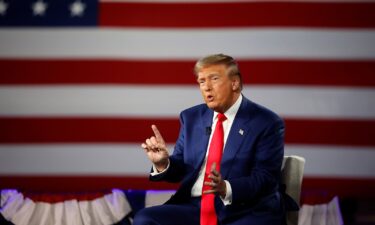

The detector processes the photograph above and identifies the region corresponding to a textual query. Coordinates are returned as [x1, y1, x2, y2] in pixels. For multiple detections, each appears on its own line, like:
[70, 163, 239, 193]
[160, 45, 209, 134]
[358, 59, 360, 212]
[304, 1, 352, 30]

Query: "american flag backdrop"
[0, 0, 375, 199]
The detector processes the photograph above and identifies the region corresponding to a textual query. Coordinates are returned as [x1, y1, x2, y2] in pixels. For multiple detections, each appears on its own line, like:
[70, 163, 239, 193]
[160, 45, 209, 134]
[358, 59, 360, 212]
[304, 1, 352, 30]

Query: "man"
[135, 54, 286, 225]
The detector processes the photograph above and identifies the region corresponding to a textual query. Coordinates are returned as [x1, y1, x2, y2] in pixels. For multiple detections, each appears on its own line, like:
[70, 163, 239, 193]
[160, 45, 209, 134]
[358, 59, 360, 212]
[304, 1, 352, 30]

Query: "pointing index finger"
[151, 124, 165, 142]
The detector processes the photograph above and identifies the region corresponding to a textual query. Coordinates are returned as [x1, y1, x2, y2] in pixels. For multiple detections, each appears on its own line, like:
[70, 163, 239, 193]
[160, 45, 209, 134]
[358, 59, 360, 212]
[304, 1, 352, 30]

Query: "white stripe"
[285, 145, 375, 178]
[0, 144, 374, 178]
[0, 29, 374, 60]
[1, 85, 374, 119]
[0, 144, 152, 175]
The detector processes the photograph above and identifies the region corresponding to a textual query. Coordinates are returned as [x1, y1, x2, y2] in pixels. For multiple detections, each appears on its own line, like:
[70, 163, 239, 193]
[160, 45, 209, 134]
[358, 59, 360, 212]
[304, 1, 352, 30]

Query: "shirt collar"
[213, 94, 242, 122]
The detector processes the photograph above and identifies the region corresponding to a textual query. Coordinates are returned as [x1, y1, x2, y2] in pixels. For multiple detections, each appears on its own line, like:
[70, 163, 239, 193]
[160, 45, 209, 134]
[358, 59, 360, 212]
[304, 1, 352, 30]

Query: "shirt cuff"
[150, 160, 170, 176]
[220, 180, 233, 205]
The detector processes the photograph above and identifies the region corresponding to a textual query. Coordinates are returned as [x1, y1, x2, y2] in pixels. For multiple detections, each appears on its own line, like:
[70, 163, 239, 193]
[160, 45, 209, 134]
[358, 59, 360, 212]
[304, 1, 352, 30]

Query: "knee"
[133, 208, 157, 225]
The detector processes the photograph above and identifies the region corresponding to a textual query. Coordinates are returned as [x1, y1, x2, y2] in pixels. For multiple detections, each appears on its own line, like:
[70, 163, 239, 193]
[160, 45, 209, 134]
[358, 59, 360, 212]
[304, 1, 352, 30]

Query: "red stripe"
[301, 177, 375, 203]
[1, 118, 374, 146]
[1, 176, 374, 200]
[0, 118, 180, 144]
[1, 59, 375, 87]
[285, 118, 375, 147]
[0, 175, 178, 192]
[22, 191, 113, 203]
[99, 2, 375, 28]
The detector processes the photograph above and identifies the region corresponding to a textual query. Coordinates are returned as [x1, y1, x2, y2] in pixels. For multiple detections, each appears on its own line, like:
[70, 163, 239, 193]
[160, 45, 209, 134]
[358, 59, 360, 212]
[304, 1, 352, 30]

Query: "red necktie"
[201, 113, 227, 225]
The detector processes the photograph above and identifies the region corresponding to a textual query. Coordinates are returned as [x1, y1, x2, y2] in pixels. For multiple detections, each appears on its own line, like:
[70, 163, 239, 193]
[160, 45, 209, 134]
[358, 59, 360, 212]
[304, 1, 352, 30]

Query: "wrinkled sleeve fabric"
[149, 113, 187, 183]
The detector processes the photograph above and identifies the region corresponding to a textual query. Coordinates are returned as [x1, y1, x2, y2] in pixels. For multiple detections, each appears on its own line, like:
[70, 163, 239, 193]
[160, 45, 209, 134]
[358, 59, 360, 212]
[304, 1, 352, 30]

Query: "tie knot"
[217, 113, 227, 122]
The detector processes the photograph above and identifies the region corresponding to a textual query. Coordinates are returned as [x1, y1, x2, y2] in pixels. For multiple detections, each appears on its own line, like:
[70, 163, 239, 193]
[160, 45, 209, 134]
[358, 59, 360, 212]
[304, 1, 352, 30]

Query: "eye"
[212, 76, 219, 81]
[197, 79, 205, 84]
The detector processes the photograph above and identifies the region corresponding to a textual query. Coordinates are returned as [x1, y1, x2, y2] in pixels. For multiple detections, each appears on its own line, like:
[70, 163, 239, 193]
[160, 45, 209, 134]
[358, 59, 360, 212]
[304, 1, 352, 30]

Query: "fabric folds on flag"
[0, 0, 374, 200]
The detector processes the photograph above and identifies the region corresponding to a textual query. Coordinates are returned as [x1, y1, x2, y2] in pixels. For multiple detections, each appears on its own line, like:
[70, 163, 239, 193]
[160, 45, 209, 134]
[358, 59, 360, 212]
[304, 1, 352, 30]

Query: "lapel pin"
[239, 129, 244, 136]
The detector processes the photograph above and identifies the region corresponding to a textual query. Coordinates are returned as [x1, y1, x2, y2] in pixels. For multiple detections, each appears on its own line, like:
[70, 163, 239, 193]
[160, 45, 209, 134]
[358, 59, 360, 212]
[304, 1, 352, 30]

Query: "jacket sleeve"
[149, 112, 188, 183]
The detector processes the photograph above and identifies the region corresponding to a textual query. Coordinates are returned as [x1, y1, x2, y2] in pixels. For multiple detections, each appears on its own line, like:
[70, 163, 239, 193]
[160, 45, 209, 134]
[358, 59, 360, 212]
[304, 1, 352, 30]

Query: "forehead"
[197, 64, 228, 77]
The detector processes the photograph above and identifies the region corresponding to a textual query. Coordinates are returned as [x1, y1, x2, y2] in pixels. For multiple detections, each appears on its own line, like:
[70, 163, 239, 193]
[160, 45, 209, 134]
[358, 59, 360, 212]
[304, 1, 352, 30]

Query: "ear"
[232, 77, 240, 91]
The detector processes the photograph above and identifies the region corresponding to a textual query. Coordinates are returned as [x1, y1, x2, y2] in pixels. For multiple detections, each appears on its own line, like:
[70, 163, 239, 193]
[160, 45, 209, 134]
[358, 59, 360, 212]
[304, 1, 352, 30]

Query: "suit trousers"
[133, 197, 201, 225]
[133, 197, 286, 225]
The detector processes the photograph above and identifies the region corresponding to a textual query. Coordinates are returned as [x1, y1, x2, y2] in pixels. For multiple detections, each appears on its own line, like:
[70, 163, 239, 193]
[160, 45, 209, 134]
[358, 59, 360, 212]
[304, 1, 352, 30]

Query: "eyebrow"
[199, 73, 219, 79]
[197, 73, 220, 82]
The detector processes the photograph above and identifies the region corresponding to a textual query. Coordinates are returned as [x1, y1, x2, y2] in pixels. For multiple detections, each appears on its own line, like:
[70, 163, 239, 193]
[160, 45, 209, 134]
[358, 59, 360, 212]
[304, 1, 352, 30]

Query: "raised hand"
[203, 162, 227, 198]
[141, 125, 169, 172]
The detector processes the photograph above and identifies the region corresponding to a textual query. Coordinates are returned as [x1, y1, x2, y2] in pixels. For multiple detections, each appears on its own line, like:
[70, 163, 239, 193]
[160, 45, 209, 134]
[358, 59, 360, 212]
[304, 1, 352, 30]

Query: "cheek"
[199, 87, 205, 95]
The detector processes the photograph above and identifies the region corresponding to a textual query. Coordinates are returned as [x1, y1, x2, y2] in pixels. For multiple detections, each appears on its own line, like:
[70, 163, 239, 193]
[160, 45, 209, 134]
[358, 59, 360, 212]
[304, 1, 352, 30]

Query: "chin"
[206, 102, 216, 109]
[206, 103, 221, 112]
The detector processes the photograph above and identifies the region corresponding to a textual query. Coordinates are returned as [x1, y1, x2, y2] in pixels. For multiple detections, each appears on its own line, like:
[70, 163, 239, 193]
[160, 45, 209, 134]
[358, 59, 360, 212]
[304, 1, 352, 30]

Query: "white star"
[32, 0, 48, 16]
[0, 0, 8, 16]
[70, 0, 85, 17]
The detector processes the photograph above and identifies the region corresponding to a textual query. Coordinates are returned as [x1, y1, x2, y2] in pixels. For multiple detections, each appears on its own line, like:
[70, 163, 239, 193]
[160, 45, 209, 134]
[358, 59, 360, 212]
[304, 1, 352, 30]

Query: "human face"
[197, 64, 240, 113]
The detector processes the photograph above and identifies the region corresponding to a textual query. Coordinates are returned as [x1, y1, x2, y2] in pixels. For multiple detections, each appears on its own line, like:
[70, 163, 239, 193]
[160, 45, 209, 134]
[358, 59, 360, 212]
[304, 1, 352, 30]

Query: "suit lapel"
[194, 107, 213, 169]
[221, 97, 252, 178]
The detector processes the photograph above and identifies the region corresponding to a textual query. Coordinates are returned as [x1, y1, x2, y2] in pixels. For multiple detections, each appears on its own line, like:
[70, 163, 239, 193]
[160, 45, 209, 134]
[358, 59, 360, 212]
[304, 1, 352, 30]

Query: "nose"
[203, 81, 212, 91]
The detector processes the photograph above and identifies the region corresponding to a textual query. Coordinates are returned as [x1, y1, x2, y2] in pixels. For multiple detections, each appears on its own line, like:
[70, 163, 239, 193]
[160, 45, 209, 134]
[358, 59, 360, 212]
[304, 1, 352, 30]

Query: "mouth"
[206, 95, 214, 102]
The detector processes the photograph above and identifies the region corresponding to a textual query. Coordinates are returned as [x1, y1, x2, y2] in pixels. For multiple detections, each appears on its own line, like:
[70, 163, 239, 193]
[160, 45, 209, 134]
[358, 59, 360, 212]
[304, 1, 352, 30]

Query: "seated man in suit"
[135, 54, 286, 225]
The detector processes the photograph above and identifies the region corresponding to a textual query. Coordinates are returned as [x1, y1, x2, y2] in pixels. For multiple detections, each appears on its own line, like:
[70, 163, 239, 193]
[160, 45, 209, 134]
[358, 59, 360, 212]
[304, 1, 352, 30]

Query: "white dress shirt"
[152, 95, 243, 205]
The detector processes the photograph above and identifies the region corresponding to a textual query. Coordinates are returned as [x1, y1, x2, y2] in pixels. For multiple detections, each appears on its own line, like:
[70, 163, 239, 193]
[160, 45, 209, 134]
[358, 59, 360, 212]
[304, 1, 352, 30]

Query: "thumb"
[211, 162, 217, 173]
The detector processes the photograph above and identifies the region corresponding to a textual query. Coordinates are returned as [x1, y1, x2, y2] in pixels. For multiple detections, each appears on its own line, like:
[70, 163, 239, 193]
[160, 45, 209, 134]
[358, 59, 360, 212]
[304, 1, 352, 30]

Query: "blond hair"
[194, 53, 243, 90]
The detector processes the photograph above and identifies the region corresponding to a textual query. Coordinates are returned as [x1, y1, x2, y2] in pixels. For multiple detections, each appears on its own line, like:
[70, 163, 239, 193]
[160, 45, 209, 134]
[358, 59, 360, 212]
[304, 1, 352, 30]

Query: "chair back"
[282, 155, 306, 225]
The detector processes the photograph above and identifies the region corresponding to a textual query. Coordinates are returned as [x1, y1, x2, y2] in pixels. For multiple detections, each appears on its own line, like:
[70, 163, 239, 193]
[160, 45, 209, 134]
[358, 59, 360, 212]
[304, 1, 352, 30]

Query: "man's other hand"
[141, 125, 169, 172]
[203, 162, 227, 198]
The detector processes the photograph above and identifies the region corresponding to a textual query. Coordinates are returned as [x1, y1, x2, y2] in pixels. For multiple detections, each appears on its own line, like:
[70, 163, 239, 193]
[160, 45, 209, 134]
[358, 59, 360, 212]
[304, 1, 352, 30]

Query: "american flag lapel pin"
[239, 129, 244, 136]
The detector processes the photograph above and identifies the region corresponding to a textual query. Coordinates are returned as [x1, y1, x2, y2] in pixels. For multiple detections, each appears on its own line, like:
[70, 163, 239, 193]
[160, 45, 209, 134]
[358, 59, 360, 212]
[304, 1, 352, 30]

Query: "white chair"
[282, 155, 306, 225]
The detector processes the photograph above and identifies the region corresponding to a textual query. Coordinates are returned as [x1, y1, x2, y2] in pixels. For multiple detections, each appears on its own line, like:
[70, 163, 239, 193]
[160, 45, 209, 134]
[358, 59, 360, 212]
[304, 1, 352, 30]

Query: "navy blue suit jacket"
[150, 96, 285, 223]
